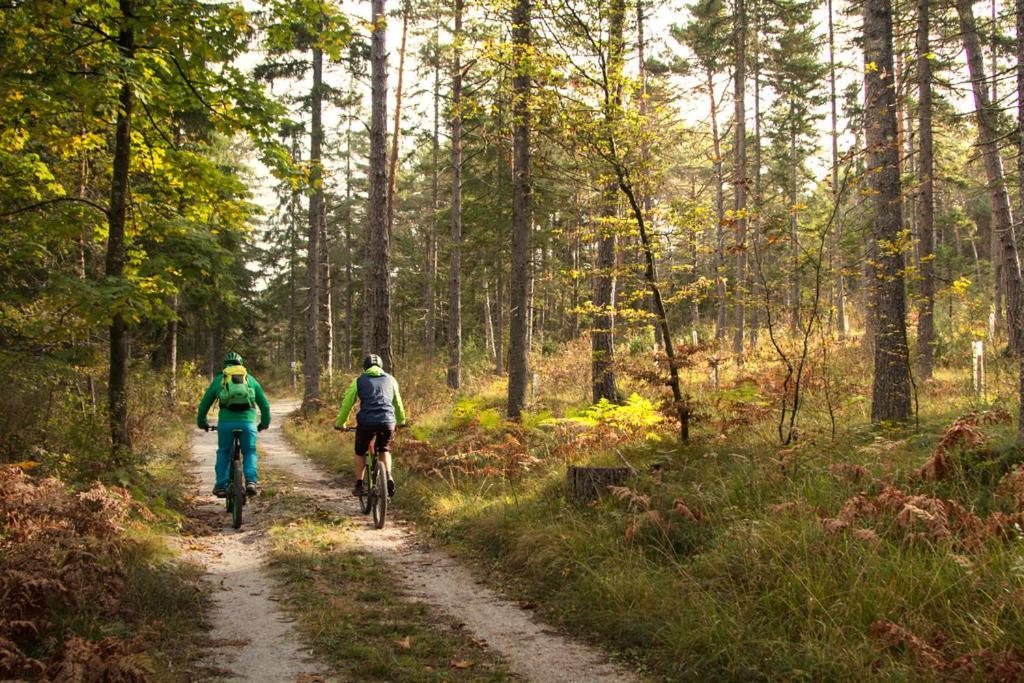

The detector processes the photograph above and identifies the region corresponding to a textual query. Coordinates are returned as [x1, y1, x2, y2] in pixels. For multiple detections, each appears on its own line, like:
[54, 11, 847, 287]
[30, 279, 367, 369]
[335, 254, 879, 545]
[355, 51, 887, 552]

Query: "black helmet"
[223, 351, 243, 366]
[363, 354, 383, 370]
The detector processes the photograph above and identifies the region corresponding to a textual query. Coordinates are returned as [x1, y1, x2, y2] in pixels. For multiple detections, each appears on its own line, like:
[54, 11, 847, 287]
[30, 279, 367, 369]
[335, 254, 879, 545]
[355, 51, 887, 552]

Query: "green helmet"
[223, 351, 243, 367]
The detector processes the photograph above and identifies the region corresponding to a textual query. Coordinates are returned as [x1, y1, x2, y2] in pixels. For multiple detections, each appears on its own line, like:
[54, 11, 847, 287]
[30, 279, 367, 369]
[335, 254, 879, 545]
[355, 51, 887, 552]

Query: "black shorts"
[354, 424, 395, 456]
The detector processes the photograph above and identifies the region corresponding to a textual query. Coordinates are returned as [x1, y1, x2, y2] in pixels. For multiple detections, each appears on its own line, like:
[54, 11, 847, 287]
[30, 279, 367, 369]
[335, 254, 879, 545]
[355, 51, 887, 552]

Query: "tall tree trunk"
[343, 104, 355, 371]
[709, 76, 727, 340]
[828, 0, 846, 339]
[865, 0, 912, 423]
[484, 277, 496, 361]
[423, 14, 441, 355]
[750, 0, 762, 346]
[916, 0, 936, 379]
[320, 219, 333, 378]
[593, 187, 619, 402]
[637, 0, 661, 350]
[107, 0, 135, 455]
[304, 36, 325, 408]
[593, 0, 625, 403]
[365, 0, 394, 370]
[789, 118, 799, 335]
[387, 3, 409, 237]
[448, 0, 464, 389]
[167, 293, 178, 401]
[732, 0, 748, 360]
[507, 0, 532, 417]
[496, 260, 505, 373]
[958, 0, 1022, 355]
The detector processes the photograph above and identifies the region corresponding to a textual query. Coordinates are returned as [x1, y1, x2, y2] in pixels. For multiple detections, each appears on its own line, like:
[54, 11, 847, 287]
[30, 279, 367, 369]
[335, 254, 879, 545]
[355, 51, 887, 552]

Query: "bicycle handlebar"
[201, 424, 217, 432]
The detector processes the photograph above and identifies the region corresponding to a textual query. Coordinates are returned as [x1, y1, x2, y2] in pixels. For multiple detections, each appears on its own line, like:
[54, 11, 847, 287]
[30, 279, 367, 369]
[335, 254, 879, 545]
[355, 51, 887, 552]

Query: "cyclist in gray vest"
[334, 354, 407, 497]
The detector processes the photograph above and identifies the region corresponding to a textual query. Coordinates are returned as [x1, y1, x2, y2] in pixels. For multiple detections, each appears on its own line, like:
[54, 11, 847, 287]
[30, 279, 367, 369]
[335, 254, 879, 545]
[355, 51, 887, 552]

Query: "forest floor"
[185, 398, 637, 682]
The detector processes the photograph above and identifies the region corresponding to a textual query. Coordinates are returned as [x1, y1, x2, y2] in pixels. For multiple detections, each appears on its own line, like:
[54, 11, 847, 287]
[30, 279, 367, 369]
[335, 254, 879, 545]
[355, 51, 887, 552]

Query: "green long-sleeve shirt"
[197, 370, 271, 428]
[334, 365, 406, 427]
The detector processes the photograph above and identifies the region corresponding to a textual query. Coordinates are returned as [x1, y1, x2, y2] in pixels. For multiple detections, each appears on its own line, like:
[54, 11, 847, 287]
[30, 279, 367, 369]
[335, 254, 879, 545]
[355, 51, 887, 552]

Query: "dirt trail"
[188, 418, 330, 682]
[261, 399, 640, 683]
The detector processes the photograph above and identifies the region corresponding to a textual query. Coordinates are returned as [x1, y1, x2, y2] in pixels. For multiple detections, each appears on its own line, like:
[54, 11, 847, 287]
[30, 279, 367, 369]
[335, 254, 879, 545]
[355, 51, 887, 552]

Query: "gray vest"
[356, 372, 397, 426]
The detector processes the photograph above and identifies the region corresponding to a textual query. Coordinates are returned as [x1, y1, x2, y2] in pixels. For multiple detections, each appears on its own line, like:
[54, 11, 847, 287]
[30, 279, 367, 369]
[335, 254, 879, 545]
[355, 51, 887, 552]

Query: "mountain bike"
[202, 424, 246, 529]
[337, 426, 389, 529]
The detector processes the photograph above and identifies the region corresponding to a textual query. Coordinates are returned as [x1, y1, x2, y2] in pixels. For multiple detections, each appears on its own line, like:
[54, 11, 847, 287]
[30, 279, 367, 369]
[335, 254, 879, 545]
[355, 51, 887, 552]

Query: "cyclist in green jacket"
[334, 354, 406, 498]
[197, 352, 271, 498]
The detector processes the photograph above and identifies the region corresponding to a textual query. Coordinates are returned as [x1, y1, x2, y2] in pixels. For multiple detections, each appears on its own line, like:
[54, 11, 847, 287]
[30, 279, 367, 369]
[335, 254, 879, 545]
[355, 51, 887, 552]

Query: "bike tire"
[231, 458, 244, 529]
[372, 460, 388, 529]
[358, 463, 371, 514]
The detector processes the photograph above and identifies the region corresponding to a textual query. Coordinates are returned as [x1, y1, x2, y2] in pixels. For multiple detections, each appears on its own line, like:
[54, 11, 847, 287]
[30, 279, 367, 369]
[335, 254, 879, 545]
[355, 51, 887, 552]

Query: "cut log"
[566, 466, 630, 502]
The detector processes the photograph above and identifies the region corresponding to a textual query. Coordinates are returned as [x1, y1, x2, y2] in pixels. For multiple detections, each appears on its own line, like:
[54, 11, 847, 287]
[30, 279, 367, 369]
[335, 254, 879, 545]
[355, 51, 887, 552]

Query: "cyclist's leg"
[214, 424, 233, 489]
[375, 427, 395, 481]
[237, 422, 258, 484]
[353, 425, 372, 492]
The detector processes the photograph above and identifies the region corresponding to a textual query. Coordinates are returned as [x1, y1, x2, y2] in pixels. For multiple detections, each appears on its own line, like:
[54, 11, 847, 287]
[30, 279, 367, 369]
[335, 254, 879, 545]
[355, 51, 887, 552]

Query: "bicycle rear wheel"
[372, 460, 388, 529]
[231, 458, 244, 529]
[358, 463, 371, 514]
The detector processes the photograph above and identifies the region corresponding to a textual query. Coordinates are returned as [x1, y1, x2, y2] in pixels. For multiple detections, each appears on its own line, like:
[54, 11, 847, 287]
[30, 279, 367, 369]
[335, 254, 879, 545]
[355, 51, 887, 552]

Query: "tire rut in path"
[263, 399, 640, 683]
[188, 418, 331, 682]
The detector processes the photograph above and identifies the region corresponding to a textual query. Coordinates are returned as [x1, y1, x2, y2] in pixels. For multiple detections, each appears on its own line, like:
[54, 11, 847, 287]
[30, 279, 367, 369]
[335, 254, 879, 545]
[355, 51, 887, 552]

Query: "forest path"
[187, 413, 332, 682]
[262, 398, 641, 683]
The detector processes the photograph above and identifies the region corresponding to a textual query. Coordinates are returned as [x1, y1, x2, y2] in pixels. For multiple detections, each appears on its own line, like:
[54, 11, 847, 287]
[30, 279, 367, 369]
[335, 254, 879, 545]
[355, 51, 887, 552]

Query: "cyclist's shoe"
[387, 478, 396, 498]
[212, 485, 228, 498]
[352, 480, 364, 497]
[245, 482, 259, 497]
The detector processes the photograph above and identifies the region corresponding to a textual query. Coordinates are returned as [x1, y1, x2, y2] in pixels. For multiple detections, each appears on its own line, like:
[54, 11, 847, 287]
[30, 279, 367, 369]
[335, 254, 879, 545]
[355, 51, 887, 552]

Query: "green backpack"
[219, 365, 256, 411]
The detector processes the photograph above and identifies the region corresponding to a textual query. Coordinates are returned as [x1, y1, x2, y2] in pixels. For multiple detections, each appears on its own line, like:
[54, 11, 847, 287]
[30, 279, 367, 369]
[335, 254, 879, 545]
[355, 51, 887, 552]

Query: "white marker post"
[972, 340, 985, 399]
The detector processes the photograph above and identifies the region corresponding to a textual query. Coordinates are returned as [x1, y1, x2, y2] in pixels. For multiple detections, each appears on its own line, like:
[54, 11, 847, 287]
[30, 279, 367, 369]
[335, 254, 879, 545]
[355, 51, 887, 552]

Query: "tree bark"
[387, 4, 409, 239]
[507, 0, 532, 418]
[304, 35, 325, 408]
[916, 0, 936, 379]
[828, 0, 846, 339]
[592, 0, 625, 403]
[732, 0, 748, 361]
[107, 0, 135, 455]
[448, 0, 464, 389]
[365, 0, 394, 370]
[864, 0, 912, 423]
[423, 14, 441, 355]
[496, 260, 506, 374]
[709, 76, 727, 340]
[957, 0, 1022, 355]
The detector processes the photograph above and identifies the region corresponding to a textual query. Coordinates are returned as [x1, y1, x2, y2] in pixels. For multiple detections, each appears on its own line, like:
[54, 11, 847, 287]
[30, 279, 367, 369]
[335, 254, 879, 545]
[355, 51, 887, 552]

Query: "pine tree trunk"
[507, 0, 532, 418]
[732, 0, 748, 361]
[592, 0, 625, 403]
[320, 219, 333, 378]
[789, 120, 799, 335]
[496, 261, 505, 374]
[828, 0, 846, 340]
[107, 0, 135, 455]
[484, 277, 496, 361]
[304, 38, 324, 408]
[593, 187, 619, 403]
[424, 16, 441, 356]
[448, 0, 464, 390]
[916, 0, 936, 379]
[167, 293, 178, 401]
[749, 3, 762, 346]
[709, 76, 727, 340]
[387, 4, 409, 238]
[957, 0, 1022, 355]
[365, 0, 394, 370]
[864, 0, 912, 423]
[343, 102, 355, 371]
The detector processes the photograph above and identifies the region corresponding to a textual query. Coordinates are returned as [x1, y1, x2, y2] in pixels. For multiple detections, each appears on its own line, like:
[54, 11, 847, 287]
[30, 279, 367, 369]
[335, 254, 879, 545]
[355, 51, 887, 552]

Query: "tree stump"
[566, 466, 630, 502]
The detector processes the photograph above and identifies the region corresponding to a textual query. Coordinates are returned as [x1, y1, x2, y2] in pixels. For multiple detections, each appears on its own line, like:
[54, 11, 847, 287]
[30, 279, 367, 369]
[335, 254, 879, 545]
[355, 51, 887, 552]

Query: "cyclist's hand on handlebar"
[257, 424, 267, 432]
[199, 423, 216, 432]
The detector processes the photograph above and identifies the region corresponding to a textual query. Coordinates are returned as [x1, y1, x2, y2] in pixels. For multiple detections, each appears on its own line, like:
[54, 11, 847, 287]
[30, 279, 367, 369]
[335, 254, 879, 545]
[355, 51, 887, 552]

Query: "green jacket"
[197, 370, 271, 429]
[334, 365, 407, 427]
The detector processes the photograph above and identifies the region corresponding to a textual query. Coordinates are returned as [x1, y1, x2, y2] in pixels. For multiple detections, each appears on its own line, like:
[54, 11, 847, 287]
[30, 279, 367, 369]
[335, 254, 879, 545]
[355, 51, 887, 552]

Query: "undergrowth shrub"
[0, 465, 151, 680]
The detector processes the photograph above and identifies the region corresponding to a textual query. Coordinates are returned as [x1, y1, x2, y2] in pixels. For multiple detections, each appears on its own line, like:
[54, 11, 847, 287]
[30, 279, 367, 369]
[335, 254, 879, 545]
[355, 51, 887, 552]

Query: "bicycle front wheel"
[231, 458, 244, 529]
[372, 460, 388, 529]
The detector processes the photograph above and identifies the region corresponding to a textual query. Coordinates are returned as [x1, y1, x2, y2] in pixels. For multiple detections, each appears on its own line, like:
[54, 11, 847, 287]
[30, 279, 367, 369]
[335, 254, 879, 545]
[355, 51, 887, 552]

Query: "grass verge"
[261, 471, 516, 682]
